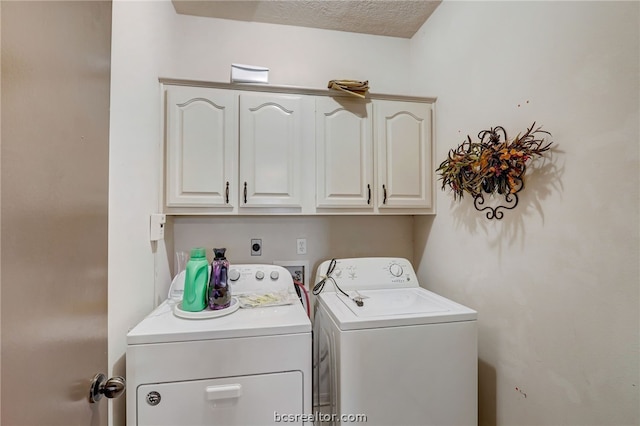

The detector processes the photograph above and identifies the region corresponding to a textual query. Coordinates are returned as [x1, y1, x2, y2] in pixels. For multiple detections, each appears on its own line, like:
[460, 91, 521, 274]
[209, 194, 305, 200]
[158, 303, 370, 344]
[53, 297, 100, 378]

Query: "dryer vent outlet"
[251, 239, 262, 256]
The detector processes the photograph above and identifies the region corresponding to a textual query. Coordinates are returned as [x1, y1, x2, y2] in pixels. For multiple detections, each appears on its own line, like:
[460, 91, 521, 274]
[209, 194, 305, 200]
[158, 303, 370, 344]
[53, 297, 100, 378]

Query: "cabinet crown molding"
[159, 78, 437, 104]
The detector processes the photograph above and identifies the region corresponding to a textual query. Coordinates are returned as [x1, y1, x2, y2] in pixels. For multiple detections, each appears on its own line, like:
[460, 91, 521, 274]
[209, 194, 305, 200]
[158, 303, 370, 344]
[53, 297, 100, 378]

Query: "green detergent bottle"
[181, 248, 209, 312]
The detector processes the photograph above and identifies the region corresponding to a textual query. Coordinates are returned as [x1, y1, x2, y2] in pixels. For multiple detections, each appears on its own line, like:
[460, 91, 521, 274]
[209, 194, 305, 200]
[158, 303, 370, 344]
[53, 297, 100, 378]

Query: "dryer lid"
[128, 264, 311, 345]
[127, 299, 311, 345]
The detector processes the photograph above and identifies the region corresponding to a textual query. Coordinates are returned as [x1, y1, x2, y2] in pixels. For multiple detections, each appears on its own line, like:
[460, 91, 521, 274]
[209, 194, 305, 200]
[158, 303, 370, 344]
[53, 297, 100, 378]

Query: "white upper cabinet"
[239, 92, 312, 208]
[316, 97, 373, 208]
[375, 100, 433, 209]
[161, 80, 435, 215]
[165, 85, 237, 209]
[316, 97, 434, 213]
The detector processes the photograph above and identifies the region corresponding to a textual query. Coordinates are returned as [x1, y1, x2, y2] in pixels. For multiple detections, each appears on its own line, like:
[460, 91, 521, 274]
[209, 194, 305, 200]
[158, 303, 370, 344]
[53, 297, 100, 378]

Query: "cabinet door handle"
[367, 184, 371, 205]
[382, 184, 387, 204]
[225, 181, 229, 204]
[243, 182, 247, 204]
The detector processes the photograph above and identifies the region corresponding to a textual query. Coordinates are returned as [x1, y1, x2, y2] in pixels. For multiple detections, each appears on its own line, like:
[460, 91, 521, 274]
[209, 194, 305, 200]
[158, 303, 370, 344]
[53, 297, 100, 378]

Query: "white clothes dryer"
[313, 257, 477, 426]
[127, 264, 312, 426]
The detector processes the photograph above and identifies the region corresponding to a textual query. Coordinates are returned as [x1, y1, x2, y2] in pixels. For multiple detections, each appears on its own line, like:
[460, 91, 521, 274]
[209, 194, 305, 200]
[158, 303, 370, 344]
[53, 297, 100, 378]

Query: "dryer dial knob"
[255, 270, 265, 280]
[270, 271, 279, 280]
[389, 263, 404, 277]
[228, 269, 240, 281]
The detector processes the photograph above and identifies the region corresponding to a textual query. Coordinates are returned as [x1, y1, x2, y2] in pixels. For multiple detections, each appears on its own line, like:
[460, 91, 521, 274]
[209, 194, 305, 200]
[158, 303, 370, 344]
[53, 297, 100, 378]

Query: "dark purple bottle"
[208, 248, 231, 310]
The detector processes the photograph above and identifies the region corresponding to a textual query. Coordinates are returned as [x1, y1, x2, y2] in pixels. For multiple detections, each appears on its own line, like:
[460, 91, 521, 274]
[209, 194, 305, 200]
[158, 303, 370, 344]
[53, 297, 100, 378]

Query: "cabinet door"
[316, 97, 373, 208]
[239, 92, 309, 208]
[375, 100, 433, 209]
[165, 86, 237, 208]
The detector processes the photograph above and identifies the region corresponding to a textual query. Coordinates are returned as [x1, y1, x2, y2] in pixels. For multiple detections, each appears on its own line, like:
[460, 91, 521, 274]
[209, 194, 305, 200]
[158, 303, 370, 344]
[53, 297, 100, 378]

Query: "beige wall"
[1, 3, 3, 420]
[410, 1, 639, 425]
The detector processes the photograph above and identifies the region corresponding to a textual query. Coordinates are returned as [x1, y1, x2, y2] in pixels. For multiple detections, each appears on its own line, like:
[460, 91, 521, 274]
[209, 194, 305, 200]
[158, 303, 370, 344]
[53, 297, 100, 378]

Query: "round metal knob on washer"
[255, 270, 265, 280]
[270, 271, 279, 280]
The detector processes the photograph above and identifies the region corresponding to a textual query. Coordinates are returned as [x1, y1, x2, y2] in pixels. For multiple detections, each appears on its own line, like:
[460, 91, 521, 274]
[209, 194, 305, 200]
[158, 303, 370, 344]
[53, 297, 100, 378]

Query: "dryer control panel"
[314, 257, 419, 292]
[228, 264, 293, 295]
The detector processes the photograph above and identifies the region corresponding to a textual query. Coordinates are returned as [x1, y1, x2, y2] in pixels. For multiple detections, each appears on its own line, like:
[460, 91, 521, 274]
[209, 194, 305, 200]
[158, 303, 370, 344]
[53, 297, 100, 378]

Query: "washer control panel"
[388, 263, 404, 277]
[314, 257, 419, 292]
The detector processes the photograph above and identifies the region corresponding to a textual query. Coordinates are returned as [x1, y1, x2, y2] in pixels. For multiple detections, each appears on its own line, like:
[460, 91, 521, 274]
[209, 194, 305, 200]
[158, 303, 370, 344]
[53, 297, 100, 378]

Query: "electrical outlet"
[296, 238, 307, 255]
[274, 260, 309, 287]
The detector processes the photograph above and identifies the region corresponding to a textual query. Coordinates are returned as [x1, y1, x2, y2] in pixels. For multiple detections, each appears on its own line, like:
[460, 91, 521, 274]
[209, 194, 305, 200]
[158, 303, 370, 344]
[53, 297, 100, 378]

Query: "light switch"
[150, 214, 166, 241]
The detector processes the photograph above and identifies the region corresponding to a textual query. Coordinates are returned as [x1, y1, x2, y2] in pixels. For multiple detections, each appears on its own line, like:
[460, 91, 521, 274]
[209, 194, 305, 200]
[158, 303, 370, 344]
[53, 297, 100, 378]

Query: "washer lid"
[318, 287, 477, 330]
[127, 300, 311, 345]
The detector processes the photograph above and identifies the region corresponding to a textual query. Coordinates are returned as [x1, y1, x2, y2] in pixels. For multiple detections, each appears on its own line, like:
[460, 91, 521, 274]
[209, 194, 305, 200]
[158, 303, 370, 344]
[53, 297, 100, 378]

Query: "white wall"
[410, 1, 639, 425]
[166, 12, 412, 94]
[108, 3, 414, 425]
[170, 215, 414, 292]
[108, 1, 176, 424]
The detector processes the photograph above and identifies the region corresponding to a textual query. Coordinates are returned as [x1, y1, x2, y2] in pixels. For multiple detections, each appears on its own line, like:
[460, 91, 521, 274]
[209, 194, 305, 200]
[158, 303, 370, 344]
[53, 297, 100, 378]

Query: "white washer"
[127, 264, 312, 426]
[313, 257, 477, 426]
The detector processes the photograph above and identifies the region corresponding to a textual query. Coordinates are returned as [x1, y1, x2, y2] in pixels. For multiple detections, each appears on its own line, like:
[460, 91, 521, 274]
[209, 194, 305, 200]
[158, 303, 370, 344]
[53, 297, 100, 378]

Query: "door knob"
[89, 373, 126, 403]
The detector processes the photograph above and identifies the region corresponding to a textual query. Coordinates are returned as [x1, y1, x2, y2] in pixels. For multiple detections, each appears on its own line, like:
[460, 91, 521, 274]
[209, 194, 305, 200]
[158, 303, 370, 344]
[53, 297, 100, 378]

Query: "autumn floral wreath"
[436, 122, 553, 219]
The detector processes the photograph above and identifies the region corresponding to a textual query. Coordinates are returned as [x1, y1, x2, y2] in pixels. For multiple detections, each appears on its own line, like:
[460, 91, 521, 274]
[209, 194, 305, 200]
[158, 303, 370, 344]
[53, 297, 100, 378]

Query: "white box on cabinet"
[230, 64, 269, 84]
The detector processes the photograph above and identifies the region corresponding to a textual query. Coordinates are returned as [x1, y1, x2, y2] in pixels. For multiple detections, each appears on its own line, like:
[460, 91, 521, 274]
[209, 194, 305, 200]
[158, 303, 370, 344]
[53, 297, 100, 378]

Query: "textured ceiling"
[172, 0, 441, 39]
